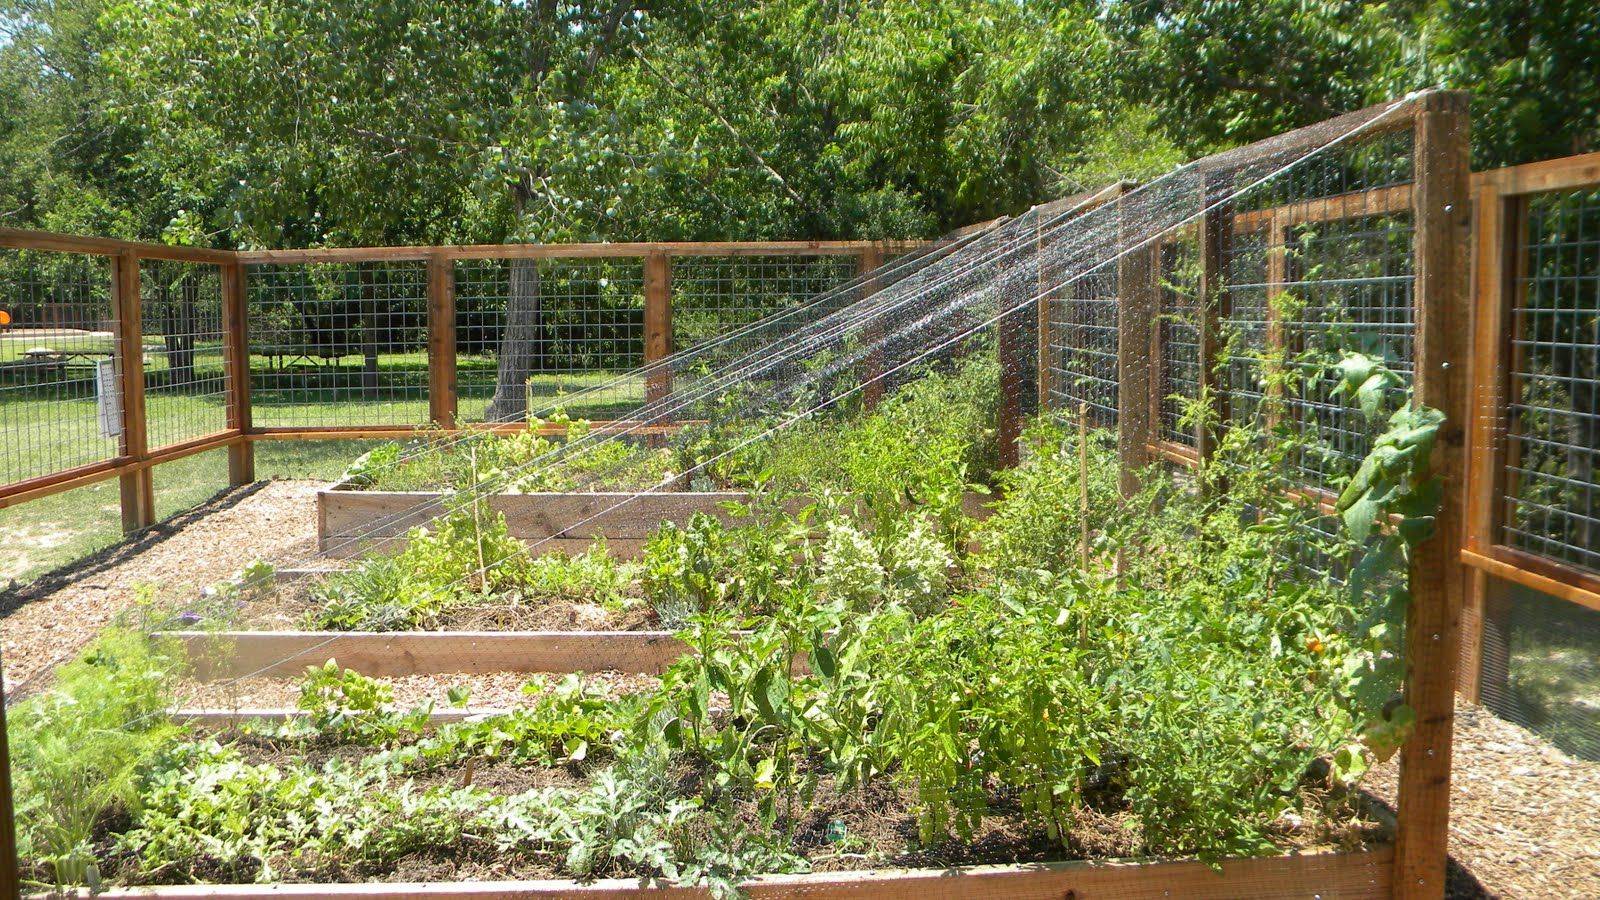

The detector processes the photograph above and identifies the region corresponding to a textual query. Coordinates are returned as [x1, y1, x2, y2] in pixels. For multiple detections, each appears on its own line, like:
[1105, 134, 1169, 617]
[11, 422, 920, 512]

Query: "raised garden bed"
[316, 488, 754, 558]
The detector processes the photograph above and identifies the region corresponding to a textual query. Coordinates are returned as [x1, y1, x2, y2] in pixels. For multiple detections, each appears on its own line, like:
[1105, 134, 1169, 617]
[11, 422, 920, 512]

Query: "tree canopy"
[2, 0, 1596, 247]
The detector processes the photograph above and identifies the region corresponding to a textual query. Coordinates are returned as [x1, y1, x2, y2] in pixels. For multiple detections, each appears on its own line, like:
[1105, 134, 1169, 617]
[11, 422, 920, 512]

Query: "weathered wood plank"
[165, 630, 692, 680]
[316, 490, 748, 558]
[30, 846, 1392, 899]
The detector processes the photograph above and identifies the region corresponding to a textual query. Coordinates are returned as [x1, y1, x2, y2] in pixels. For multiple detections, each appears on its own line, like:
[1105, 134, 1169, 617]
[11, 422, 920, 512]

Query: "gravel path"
[1, 480, 323, 696]
[1367, 699, 1600, 899]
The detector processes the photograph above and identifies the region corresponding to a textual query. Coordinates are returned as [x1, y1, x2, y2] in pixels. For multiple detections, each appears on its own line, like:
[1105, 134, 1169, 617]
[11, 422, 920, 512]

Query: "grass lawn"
[0, 354, 648, 587]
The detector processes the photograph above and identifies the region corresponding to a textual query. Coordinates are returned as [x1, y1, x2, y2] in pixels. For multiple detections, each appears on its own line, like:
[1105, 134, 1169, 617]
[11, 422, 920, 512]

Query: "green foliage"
[10, 628, 182, 890]
[309, 506, 532, 630]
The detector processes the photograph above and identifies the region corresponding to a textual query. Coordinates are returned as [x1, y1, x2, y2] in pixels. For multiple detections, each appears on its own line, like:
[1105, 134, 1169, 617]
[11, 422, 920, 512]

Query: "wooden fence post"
[222, 260, 255, 485]
[644, 252, 673, 411]
[114, 250, 155, 533]
[1394, 89, 1472, 900]
[858, 245, 886, 409]
[427, 253, 458, 429]
[1116, 192, 1155, 499]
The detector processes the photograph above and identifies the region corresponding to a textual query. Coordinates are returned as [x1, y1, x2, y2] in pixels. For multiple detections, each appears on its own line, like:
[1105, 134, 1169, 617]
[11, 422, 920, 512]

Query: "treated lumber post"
[222, 260, 255, 485]
[644, 252, 673, 420]
[427, 253, 458, 429]
[114, 251, 155, 533]
[858, 245, 886, 409]
[1115, 189, 1154, 500]
[1195, 176, 1232, 472]
[1394, 89, 1472, 900]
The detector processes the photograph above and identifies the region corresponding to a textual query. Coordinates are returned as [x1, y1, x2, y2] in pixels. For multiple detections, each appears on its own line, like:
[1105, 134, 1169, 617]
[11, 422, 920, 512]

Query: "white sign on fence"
[98, 357, 124, 439]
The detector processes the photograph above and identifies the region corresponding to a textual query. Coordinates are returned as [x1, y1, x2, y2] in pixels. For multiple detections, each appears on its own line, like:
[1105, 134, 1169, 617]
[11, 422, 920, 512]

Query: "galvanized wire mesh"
[139, 260, 229, 450]
[1504, 186, 1600, 575]
[245, 261, 430, 428]
[454, 257, 645, 423]
[0, 250, 121, 484]
[1156, 228, 1202, 448]
[1043, 233, 1120, 425]
[671, 255, 860, 351]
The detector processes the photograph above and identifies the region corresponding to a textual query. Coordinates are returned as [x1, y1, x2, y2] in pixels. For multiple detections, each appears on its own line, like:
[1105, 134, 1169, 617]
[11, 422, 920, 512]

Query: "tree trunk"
[484, 259, 542, 422]
[161, 277, 198, 387]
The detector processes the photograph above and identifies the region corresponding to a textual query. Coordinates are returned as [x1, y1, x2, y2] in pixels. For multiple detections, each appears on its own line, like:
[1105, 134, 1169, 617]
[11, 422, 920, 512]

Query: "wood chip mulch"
[1366, 699, 1600, 899]
[1, 480, 322, 697]
[4, 484, 1597, 898]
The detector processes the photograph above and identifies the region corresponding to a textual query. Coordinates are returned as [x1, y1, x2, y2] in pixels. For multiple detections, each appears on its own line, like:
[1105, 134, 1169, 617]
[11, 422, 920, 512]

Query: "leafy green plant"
[10, 628, 182, 890]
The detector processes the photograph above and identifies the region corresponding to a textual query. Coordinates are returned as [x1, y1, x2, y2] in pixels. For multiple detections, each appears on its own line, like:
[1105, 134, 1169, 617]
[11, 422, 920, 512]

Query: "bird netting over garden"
[7, 93, 1477, 897]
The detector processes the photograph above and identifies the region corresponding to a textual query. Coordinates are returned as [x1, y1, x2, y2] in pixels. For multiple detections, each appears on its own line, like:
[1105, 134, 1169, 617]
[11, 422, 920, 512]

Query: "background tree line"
[1, 0, 1595, 250]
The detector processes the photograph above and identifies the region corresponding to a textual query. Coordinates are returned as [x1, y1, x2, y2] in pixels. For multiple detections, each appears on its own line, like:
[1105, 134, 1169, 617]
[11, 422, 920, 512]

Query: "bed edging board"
[33, 845, 1392, 899]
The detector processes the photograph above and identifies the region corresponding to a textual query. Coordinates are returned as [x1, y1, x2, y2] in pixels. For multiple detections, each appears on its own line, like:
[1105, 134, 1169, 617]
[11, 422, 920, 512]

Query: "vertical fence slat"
[1394, 89, 1472, 900]
[114, 250, 154, 532]
[223, 260, 255, 484]
[644, 252, 673, 411]
[428, 253, 458, 429]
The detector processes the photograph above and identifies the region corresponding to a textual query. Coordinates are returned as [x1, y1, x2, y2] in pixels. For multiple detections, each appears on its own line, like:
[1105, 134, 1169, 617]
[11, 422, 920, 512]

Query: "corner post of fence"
[644, 251, 673, 425]
[113, 250, 154, 533]
[222, 259, 255, 485]
[427, 252, 458, 430]
[858, 244, 886, 410]
[1195, 174, 1232, 478]
[1115, 184, 1153, 500]
[1394, 88, 1472, 900]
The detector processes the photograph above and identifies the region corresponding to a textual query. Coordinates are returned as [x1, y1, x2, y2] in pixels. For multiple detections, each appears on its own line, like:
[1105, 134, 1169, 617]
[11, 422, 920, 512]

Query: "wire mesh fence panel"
[455, 257, 645, 424]
[1228, 129, 1416, 488]
[0, 249, 121, 485]
[1503, 186, 1600, 575]
[1044, 232, 1120, 425]
[1156, 227, 1202, 448]
[245, 261, 430, 428]
[670, 255, 861, 352]
[139, 260, 229, 450]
